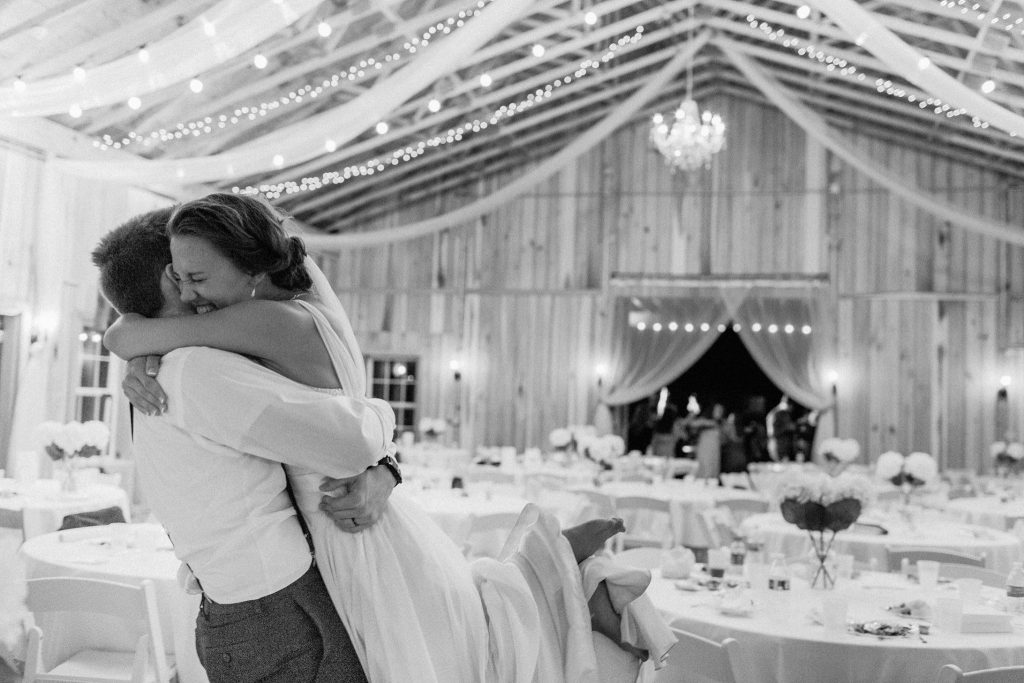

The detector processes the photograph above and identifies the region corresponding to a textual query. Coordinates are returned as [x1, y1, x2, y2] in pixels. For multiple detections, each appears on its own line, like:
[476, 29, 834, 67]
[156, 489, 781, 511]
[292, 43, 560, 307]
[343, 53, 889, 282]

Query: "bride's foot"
[563, 517, 625, 564]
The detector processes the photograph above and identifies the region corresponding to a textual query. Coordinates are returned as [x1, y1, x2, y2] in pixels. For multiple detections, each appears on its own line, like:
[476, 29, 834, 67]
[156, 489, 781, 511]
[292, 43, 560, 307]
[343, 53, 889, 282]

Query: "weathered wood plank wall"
[320, 95, 1024, 472]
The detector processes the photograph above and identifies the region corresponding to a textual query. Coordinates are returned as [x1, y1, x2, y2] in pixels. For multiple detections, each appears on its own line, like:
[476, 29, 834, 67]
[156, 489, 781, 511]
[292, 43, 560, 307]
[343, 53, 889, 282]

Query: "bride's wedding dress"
[286, 298, 600, 682]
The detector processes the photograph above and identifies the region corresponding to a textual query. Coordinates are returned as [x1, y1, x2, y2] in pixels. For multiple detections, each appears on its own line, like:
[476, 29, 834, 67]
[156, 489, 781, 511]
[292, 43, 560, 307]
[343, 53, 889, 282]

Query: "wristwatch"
[376, 453, 403, 485]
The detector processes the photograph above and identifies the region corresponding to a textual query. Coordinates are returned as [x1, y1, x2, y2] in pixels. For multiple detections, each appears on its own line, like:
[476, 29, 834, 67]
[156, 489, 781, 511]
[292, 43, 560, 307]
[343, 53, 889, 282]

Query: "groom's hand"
[319, 466, 396, 533]
[122, 355, 167, 416]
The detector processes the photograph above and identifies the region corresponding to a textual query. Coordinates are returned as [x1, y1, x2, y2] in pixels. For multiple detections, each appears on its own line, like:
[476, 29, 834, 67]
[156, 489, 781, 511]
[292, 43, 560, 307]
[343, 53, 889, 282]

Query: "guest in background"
[738, 395, 769, 464]
[767, 395, 796, 462]
[648, 401, 680, 458]
[719, 412, 746, 473]
[794, 410, 819, 462]
[626, 399, 656, 454]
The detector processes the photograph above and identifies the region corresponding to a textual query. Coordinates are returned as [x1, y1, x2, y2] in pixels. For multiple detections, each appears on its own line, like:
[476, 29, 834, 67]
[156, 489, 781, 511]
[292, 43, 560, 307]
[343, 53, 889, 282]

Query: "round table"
[406, 488, 530, 554]
[943, 497, 1024, 532]
[646, 570, 1024, 683]
[0, 478, 130, 539]
[741, 512, 1024, 575]
[20, 523, 206, 683]
[573, 481, 767, 548]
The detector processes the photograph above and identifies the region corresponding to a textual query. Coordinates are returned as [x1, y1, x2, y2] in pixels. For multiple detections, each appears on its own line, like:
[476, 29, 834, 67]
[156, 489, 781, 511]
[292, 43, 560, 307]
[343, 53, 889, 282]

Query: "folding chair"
[937, 664, 1024, 682]
[652, 628, 742, 683]
[885, 546, 986, 573]
[462, 511, 522, 559]
[24, 576, 176, 683]
[714, 498, 769, 526]
[612, 495, 675, 552]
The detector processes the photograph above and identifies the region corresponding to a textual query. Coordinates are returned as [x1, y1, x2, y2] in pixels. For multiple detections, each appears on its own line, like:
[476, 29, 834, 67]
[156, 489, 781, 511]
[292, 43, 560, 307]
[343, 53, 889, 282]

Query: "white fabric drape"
[50, 0, 538, 184]
[0, 0, 321, 117]
[727, 288, 834, 412]
[601, 293, 730, 407]
[717, 37, 1024, 246]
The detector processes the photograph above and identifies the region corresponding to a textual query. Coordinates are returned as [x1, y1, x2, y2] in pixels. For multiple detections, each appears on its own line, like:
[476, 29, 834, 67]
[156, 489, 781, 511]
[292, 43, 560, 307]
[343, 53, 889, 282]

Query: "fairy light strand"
[938, 0, 1024, 36]
[92, 0, 495, 151]
[236, 28, 645, 199]
[748, 15, 992, 130]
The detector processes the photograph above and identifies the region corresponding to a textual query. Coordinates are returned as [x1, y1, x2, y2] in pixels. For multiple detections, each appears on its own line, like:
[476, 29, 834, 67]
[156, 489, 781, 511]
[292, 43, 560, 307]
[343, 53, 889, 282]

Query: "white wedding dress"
[285, 293, 600, 683]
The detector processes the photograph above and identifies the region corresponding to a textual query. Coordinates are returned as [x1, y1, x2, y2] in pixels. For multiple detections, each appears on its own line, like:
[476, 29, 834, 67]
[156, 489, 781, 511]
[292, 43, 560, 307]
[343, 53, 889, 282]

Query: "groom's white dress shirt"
[133, 346, 395, 604]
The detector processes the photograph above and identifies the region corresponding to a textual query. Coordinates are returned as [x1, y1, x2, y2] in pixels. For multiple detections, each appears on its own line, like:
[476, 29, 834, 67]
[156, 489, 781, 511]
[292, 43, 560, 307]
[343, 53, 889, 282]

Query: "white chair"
[577, 489, 617, 519]
[613, 546, 666, 570]
[885, 547, 986, 572]
[462, 511, 522, 559]
[653, 628, 741, 683]
[613, 496, 675, 553]
[714, 498, 768, 526]
[937, 563, 1007, 588]
[24, 576, 175, 683]
[937, 664, 1024, 682]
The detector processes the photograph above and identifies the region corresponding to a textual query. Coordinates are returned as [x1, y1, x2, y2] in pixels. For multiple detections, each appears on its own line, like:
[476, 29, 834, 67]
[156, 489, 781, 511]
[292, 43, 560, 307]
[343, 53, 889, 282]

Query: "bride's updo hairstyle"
[167, 192, 312, 291]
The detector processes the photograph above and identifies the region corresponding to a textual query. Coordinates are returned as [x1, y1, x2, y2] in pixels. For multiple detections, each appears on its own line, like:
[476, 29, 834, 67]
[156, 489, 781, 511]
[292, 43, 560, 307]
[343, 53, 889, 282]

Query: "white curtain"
[600, 293, 730, 407]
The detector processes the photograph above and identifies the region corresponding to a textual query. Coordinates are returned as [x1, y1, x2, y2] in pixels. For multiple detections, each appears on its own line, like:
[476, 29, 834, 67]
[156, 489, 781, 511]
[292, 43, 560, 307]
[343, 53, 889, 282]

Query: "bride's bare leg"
[562, 517, 625, 564]
[589, 581, 649, 660]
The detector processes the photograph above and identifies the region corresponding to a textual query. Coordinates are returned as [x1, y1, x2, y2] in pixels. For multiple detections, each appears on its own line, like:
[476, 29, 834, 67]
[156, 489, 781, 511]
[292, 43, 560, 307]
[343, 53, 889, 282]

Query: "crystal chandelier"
[649, 29, 725, 172]
[650, 98, 725, 172]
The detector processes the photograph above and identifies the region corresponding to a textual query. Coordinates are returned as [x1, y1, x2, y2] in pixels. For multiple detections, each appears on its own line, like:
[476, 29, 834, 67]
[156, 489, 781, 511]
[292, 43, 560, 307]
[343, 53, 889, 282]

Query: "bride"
[104, 193, 656, 682]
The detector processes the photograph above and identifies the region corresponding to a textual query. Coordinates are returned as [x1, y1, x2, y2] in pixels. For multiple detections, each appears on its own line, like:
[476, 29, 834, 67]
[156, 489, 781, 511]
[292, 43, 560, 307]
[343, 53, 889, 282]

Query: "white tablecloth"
[19, 523, 206, 683]
[406, 488, 530, 551]
[646, 570, 1024, 683]
[741, 512, 1024, 575]
[0, 479, 130, 538]
[943, 497, 1024, 531]
[397, 444, 472, 471]
[573, 481, 767, 548]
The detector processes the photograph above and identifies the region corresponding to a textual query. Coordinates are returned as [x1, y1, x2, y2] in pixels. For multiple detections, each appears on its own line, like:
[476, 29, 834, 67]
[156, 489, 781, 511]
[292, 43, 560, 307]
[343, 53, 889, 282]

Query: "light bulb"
[254, 54, 268, 69]
[427, 98, 441, 113]
[189, 78, 203, 93]
[532, 43, 545, 57]
[318, 21, 332, 37]
[128, 96, 142, 110]
[376, 121, 389, 135]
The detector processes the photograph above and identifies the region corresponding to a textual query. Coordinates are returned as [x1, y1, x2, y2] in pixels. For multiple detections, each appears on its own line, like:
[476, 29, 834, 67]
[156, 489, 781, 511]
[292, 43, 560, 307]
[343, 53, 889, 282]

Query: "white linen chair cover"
[651, 628, 739, 683]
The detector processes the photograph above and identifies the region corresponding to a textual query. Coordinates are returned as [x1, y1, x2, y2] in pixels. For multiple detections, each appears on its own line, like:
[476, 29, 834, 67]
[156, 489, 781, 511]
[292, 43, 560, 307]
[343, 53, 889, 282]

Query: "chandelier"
[649, 19, 725, 173]
[649, 98, 725, 172]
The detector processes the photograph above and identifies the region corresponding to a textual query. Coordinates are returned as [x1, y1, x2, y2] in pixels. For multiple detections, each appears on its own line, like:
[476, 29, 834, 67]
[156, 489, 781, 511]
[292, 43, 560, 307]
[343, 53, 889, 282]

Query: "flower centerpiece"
[34, 420, 109, 493]
[817, 437, 860, 476]
[990, 441, 1024, 478]
[579, 434, 626, 470]
[779, 472, 872, 589]
[548, 424, 598, 463]
[417, 417, 448, 443]
[875, 450, 938, 505]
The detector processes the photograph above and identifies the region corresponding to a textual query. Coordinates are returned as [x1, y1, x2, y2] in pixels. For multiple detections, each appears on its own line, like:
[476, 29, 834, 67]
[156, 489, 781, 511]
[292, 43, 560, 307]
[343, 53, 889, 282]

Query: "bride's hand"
[319, 465, 397, 532]
[122, 355, 167, 416]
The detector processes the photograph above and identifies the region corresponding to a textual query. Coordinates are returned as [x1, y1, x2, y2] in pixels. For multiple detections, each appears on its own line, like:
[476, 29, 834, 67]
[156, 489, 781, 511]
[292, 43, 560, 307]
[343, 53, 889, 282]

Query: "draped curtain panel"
[601, 293, 730, 407]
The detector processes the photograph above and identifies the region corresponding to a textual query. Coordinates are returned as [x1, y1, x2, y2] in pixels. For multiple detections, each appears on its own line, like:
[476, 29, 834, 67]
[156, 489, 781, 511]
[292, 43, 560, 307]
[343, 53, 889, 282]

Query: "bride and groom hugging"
[92, 193, 673, 682]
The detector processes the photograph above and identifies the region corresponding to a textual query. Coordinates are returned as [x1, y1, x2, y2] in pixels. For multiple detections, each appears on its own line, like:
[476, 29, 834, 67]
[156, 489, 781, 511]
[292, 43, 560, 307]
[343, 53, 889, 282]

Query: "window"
[367, 357, 417, 433]
[73, 299, 118, 454]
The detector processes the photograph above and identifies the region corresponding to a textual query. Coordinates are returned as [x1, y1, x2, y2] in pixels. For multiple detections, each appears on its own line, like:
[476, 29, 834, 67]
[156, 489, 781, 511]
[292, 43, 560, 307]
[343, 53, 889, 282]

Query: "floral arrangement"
[34, 420, 109, 462]
[817, 437, 860, 476]
[875, 450, 938, 488]
[548, 424, 598, 453]
[779, 472, 872, 588]
[579, 434, 626, 469]
[990, 441, 1024, 476]
[549, 427, 573, 450]
[418, 417, 448, 438]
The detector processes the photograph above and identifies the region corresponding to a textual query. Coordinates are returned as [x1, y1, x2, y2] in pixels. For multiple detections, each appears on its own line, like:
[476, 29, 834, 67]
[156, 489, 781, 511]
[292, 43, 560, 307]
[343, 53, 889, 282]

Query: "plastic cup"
[821, 594, 849, 632]
[955, 578, 983, 604]
[933, 597, 964, 633]
[917, 560, 940, 589]
[836, 554, 854, 581]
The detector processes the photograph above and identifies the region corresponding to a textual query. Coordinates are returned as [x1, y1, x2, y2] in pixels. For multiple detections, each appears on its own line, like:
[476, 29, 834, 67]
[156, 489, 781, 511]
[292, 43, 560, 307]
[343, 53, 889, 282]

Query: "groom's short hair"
[92, 207, 174, 316]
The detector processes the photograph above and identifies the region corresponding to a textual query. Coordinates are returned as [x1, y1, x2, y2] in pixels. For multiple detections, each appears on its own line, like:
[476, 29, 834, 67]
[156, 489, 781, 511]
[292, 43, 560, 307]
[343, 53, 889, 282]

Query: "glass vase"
[59, 454, 78, 494]
[807, 529, 837, 590]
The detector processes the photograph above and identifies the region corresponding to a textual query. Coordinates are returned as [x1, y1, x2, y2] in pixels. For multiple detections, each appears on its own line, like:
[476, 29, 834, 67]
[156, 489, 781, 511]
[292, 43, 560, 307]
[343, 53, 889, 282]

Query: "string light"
[630, 320, 808, 332]
[93, 0, 495, 151]
[254, 54, 268, 69]
[427, 98, 442, 113]
[479, 73, 493, 87]
[12, 76, 26, 92]
[189, 78, 204, 94]
[128, 96, 142, 110]
[317, 20, 332, 38]
[748, 15, 992, 130]
[532, 43, 546, 57]
[237, 28, 645, 199]
[138, 47, 150, 63]
[938, 0, 1024, 36]
[72, 66, 86, 82]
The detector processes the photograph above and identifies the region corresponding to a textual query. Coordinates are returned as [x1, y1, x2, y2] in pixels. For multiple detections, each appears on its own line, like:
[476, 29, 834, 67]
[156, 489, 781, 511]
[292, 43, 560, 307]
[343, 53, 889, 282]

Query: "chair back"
[937, 563, 1007, 588]
[653, 628, 741, 683]
[614, 547, 666, 570]
[612, 495, 675, 552]
[937, 664, 1024, 682]
[576, 489, 617, 518]
[715, 498, 769, 526]
[885, 546, 986, 572]
[24, 576, 174, 683]
[463, 511, 522, 559]
[698, 507, 739, 549]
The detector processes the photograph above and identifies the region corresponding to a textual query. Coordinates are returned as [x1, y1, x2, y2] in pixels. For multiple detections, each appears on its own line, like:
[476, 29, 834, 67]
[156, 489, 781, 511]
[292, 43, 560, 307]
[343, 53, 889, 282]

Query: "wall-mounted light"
[999, 375, 1012, 400]
[826, 369, 839, 437]
[594, 362, 608, 387]
[30, 310, 59, 351]
[449, 359, 462, 382]
[392, 361, 408, 378]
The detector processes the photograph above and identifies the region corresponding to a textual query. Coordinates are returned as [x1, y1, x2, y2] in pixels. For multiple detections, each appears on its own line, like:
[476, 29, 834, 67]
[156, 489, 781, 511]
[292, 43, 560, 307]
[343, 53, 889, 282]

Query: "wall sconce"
[999, 375, 1011, 400]
[30, 310, 59, 352]
[826, 369, 839, 437]
[449, 359, 462, 382]
[594, 363, 608, 388]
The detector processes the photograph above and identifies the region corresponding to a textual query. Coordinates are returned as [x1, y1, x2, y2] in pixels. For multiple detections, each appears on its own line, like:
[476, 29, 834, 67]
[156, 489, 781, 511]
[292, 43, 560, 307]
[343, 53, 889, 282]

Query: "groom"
[92, 207, 398, 682]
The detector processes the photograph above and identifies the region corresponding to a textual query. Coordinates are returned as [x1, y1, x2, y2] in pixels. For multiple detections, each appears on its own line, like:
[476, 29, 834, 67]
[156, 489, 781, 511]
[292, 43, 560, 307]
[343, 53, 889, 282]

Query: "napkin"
[581, 554, 677, 670]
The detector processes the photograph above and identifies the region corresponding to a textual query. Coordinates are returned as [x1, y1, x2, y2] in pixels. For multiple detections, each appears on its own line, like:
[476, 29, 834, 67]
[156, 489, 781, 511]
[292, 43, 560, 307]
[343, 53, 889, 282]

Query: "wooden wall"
[320, 94, 1024, 472]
